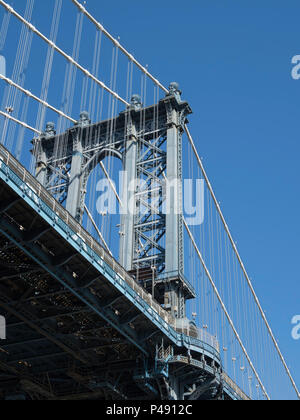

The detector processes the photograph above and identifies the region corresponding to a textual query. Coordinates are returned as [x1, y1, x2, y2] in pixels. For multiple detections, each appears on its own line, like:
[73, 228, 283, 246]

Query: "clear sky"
[1, 0, 299, 397]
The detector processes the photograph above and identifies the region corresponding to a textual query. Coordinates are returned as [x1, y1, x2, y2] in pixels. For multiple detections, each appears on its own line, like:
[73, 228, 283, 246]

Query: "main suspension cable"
[0, 73, 77, 123]
[0, 0, 129, 106]
[0, 110, 41, 134]
[70, 0, 169, 94]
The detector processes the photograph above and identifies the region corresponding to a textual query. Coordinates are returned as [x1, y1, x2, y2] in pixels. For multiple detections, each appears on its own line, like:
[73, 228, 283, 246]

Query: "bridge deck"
[0, 144, 247, 400]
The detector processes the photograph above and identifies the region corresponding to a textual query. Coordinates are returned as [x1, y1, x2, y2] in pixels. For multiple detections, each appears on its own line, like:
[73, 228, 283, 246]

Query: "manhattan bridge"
[0, 0, 298, 401]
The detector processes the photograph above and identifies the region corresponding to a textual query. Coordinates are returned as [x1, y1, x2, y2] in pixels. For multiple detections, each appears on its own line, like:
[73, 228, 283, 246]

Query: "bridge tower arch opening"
[32, 83, 195, 320]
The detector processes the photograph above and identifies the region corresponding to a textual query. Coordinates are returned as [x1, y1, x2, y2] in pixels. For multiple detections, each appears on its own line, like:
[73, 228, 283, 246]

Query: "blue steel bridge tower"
[33, 83, 195, 321]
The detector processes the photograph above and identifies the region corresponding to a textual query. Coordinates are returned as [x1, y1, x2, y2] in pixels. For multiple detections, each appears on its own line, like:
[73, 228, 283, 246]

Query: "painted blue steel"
[0, 156, 221, 366]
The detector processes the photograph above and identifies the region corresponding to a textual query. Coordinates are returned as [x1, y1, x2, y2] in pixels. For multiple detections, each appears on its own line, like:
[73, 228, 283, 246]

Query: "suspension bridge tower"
[33, 82, 195, 323]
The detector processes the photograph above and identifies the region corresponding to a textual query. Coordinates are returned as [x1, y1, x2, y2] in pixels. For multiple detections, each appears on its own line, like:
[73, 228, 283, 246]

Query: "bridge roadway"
[0, 143, 249, 400]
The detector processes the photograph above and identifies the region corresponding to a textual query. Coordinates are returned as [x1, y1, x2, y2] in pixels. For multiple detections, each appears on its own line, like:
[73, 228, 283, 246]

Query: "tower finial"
[128, 94, 142, 111]
[42, 121, 56, 138]
[76, 111, 91, 127]
[167, 82, 182, 103]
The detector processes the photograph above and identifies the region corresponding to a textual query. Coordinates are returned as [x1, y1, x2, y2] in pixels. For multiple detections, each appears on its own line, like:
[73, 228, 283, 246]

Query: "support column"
[164, 100, 184, 318]
[35, 142, 47, 186]
[66, 128, 84, 222]
[65, 112, 91, 222]
[165, 123, 182, 275]
[163, 83, 192, 319]
[119, 111, 138, 270]
[35, 122, 56, 187]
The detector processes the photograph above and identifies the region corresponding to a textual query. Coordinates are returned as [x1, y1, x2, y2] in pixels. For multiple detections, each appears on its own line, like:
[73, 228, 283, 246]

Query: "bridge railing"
[222, 372, 251, 401]
[198, 329, 219, 352]
[0, 145, 174, 322]
[174, 319, 220, 352]
[0, 144, 220, 356]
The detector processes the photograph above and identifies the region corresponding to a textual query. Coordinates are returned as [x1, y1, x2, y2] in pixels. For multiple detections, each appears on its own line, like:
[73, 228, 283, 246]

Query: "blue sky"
[1, 0, 300, 398]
